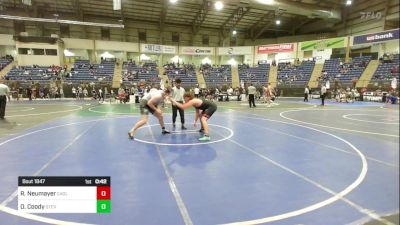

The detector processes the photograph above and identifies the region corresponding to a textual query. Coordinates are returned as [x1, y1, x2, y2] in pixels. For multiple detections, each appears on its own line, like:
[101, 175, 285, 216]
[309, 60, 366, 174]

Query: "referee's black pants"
[321, 93, 326, 105]
[172, 101, 185, 125]
[0, 96, 6, 119]
[304, 93, 309, 102]
[249, 94, 256, 107]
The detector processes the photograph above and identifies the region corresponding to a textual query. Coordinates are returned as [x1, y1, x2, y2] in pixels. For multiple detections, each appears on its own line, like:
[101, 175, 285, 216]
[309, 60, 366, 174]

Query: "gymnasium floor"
[0, 98, 398, 225]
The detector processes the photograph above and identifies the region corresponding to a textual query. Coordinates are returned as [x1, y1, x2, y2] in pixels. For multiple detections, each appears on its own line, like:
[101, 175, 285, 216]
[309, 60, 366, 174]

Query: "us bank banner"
[352, 29, 400, 45]
[300, 37, 345, 51]
[141, 44, 177, 54]
[180, 47, 215, 55]
[217, 46, 253, 55]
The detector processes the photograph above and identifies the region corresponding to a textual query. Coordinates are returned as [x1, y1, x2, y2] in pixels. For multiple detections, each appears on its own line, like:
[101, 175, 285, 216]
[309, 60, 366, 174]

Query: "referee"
[248, 83, 256, 108]
[0, 80, 10, 120]
[172, 79, 186, 129]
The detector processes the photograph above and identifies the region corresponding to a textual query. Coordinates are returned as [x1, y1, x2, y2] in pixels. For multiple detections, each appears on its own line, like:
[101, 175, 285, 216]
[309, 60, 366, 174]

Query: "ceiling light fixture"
[113, 0, 121, 10]
[256, 0, 274, 5]
[232, 30, 237, 35]
[169, 0, 178, 3]
[346, 0, 352, 5]
[215, 1, 224, 11]
[21, 0, 32, 6]
[275, 19, 281, 25]
[0, 15, 124, 28]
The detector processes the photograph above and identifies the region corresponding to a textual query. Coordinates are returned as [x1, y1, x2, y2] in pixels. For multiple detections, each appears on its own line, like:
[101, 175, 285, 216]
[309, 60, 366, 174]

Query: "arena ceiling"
[1, 0, 350, 38]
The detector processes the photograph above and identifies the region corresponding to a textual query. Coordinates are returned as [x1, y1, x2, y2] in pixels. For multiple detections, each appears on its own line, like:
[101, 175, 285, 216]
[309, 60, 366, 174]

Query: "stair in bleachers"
[112, 62, 122, 88]
[268, 65, 277, 87]
[356, 60, 379, 88]
[308, 63, 324, 88]
[0, 61, 15, 79]
[231, 65, 240, 88]
[159, 67, 169, 89]
[196, 70, 206, 88]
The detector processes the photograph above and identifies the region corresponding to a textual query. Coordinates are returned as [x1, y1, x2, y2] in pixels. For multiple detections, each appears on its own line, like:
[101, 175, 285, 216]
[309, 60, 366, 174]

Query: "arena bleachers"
[277, 60, 315, 86]
[372, 54, 399, 81]
[319, 56, 372, 84]
[239, 64, 270, 86]
[6, 66, 57, 81]
[164, 64, 197, 88]
[0, 57, 12, 72]
[203, 65, 231, 88]
[121, 61, 159, 85]
[322, 58, 341, 80]
[339, 56, 372, 82]
[66, 60, 115, 83]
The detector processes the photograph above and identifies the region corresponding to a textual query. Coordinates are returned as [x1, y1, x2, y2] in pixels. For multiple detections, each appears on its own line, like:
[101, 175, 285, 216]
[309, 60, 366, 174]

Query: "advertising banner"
[217, 46, 253, 55]
[300, 37, 345, 51]
[180, 46, 214, 55]
[141, 44, 177, 54]
[257, 43, 294, 53]
[353, 29, 399, 45]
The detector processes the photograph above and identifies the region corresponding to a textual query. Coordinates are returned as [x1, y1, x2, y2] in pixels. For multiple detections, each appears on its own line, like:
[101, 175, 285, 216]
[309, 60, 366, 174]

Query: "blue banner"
[353, 29, 399, 45]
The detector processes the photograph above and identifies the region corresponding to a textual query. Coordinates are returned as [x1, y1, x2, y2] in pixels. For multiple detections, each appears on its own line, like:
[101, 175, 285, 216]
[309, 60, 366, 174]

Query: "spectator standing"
[72, 87, 76, 99]
[0, 80, 10, 120]
[194, 86, 200, 98]
[304, 85, 310, 102]
[98, 88, 103, 102]
[60, 88, 64, 99]
[321, 84, 327, 106]
[248, 83, 256, 108]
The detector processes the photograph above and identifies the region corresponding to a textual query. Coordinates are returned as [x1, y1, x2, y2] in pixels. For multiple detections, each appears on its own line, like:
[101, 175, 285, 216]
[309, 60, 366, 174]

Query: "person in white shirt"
[227, 87, 233, 96]
[98, 88, 103, 102]
[0, 80, 10, 119]
[128, 88, 171, 139]
[194, 86, 200, 98]
[304, 85, 310, 102]
[172, 79, 186, 129]
[72, 87, 76, 99]
[321, 84, 327, 106]
[247, 84, 257, 108]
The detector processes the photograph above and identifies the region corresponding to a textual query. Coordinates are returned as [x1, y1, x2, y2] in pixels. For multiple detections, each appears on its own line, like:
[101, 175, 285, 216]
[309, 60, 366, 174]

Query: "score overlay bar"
[18, 177, 111, 213]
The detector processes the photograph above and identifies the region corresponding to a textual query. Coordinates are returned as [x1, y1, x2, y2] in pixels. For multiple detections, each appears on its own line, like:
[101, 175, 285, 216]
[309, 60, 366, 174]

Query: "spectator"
[0, 80, 10, 119]
[304, 85, 310, 102]
[321, 84, 327, 106]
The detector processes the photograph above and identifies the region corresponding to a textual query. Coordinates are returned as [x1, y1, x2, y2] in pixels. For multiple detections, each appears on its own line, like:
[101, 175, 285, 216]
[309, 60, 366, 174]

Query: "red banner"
[257, 44, 294, 53]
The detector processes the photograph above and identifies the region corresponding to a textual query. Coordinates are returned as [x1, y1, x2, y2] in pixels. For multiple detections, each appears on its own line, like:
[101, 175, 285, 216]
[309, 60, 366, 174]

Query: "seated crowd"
[277, 59, 315, 86]
[372, 53, 399, 81]
[0, 55, 13, 71]
[121, 60, 159, 85]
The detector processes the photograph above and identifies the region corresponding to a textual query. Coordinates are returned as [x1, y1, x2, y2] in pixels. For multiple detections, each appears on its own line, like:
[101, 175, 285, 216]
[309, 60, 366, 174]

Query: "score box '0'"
[18, 176, 110, 213]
